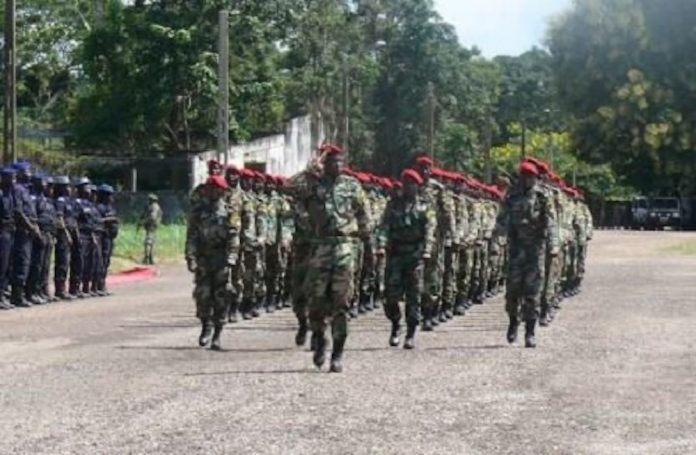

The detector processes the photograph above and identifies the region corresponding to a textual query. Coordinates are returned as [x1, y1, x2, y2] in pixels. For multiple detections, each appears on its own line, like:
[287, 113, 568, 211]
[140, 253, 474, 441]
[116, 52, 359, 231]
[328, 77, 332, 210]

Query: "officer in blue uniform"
[0, 168, 18, 310]
[75, 179, 98, 297]
[41, 177, 58, 302]
[69, 177, 90, 298]
[96, 184, 118, 296]
[53, 176, 75, 300]
[11, 162, 40, 308]
[27, 174, 57, 304]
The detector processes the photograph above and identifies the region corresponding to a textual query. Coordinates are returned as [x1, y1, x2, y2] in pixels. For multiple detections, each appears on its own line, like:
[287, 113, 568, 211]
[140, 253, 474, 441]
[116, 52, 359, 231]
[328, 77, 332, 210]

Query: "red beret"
[207, 175, 228, 190]
[381, 178, 394, 190]
[207, 159, 222, 170]
[225, 165, 240, 175]
[402, 168, 424, 185]
[253, 171, 266, 181]
[393, 181, 403, 189]
[525, 157, 549, 174]
[519, 161, 540, 177]
[319, 143, 344, 156]
[241, 169, 256, 179]
[356, 172, 371, 184]
[416, 155, 434, 167]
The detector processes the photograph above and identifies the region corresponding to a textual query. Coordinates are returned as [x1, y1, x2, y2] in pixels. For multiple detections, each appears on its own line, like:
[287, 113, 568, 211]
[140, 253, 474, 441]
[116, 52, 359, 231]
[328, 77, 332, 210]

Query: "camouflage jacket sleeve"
[493, 197, 511, 241]
[185, 213, 199, 261]
[240, 194, 257, 249]
[438, 185, 456, 238]
[377, 199, 392, 250]
[226, 191, 243, 253]
[541, 190, 559, 251]
[354, 185, 371, 238]
[424, 200, 437, 258]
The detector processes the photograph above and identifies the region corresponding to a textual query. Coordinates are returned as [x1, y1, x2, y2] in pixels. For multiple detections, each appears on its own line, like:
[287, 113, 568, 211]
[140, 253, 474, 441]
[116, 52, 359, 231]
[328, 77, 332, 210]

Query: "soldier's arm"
[492, 198, 511, 240]
[354, 186, 371, 239]
[439, 187, 456, 236]
[185, 215, 198, 261]
[542, 192, 560, 253]
[423, 204, 437, 259]
[585, 205, 594, 241]
[376, 200, 392, 251]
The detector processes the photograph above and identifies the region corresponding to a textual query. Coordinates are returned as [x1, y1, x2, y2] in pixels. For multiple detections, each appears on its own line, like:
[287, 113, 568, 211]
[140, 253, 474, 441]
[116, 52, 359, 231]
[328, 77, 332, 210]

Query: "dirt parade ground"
[0, 231, 695, 454]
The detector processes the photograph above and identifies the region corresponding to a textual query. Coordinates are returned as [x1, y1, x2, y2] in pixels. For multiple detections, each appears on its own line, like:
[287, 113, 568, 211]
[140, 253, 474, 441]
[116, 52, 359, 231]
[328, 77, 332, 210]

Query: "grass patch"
[113, 224, 186, 267]
[664, 240, 696, 255]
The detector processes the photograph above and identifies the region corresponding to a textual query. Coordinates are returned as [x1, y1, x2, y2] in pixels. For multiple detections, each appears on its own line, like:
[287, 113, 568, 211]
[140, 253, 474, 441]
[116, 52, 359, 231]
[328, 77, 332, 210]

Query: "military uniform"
[380, 185, 436, 348]
[140, 195, 162, 265]
[289, 153, 370, 372]
[495, 166, 557, 348]
[95, 185, 119, 295]
[53, 177, 75, 300]
[0, 169, 19, 309]
[186, 177, 238, 350]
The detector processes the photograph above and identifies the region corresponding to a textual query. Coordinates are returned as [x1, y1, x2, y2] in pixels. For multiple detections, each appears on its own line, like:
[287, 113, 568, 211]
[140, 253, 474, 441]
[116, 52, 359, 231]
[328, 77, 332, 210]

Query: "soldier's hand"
[376, 248, 386, 257]
[186, 257, 197, 273]
[227, 253, 238, 267]
[550, 246, 560, 257]
[422, 253, 431, 263]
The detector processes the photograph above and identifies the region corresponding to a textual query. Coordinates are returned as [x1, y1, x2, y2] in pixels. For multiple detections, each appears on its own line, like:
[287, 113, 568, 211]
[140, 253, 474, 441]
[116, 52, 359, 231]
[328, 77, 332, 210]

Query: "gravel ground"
[1, 231, 695, 455]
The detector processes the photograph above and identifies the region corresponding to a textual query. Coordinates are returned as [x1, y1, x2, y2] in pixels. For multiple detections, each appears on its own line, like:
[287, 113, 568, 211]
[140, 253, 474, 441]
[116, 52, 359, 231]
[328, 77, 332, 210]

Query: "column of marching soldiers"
[186, 144, 593, 373]
[0, 160, 119, 311]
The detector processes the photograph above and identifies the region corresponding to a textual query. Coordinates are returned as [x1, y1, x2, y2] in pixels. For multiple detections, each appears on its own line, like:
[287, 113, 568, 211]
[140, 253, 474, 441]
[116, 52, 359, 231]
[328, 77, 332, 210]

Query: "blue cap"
[75, 177, 91, 187]
[12, 161, 31, 172]
[54, 176, 70, 185]
[31, 173, 46, 182]
[45, 176, 54, 185]
[1, 167, 17, 176]
[97, 184, 115, 194]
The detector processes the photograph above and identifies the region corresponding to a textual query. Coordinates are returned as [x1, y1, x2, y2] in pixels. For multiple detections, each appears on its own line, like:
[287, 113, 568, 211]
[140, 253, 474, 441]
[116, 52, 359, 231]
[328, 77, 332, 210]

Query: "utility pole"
[483, 111, 493, 184]
[3, 0, 17, 164]
[217, 10, 229, 165]
[520, 118, 527, 160]
[426, 81, 436, 159]
[341, 54, 349, 153]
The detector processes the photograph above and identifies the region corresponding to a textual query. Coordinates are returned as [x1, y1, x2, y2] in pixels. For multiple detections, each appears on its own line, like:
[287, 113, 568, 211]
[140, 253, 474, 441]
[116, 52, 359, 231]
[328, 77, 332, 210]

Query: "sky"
[433, 0, 573, 57]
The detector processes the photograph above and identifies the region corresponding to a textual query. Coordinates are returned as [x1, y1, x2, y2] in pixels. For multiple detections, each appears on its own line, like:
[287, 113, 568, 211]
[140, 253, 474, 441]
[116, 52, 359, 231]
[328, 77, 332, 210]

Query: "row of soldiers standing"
[185, 146, 592, 372]
[0, 161, 119, 311]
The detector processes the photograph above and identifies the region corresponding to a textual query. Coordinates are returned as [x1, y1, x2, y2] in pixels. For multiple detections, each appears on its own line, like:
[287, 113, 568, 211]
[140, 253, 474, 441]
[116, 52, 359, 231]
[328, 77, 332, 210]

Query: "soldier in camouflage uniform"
[289, 193, 312, 346]
[469, 192, 487, 305]
[239, 169, 265, 319]
[379, 169, 436, 349]
[574, 195, 593, 293]
[455, 179, 479, 314]
[139, 194, 162, 265]
[275, 178, 295, 310]
[495, 160, 557, 348]
[288, 144, 370, 373]
[185, 175, 238, 351]
[441, 173, 467, 321]
[263, 176, 281, 313]
[224, 165, 244, 323]
[414, 157, 454, 331]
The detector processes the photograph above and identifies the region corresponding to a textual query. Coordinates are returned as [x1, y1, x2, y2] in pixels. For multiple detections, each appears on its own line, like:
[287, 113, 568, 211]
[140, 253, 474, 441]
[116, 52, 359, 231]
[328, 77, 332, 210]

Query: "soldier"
[455, 178, 479, 314]
[0, 168, 19, 310]
[26, 175, 55, 304]
[495, 161, 557, 348]
[574, 194, 593, 293]
[414, 157, 455, 331]
[185, 175, 237, 351]
[11, 162, 40, 308]
[275, 177, 294, 311]
[53, 176, 75, 300]
[139, 194, 162, 265]
[288, 144, 370, 373]
[379, 168, 436, 349]
[239, 169, 263, 319]
[95, 185, 119, 296]
[223, 165, 244, 323]
[263, 175, 281, 313]
[74, 180, 99, 297]
[289, 190, 312, 346]
[441, 172, 466, 321]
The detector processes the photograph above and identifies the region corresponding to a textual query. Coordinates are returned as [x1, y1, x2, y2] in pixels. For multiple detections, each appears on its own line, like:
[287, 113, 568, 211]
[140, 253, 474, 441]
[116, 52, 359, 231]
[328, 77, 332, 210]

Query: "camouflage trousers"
[143, 229, 157, 264]
[375, 252, 386, 301]
[384, 246, 425, 326]
[291, 241, 311, 319]
[470, 242, 486, 301]
[422, 238, 445, 314]
[242, 248, 265, 311]
[541, 245, 560, 313]
[351, 242, 364, 307]
[265, 243, 283, 303]
[505, 241, 546, 322]
[489, 242, 506, 292]
[306, 239, 356, 340]
[576, 243, 588, 286]
[564, 241, 578, 290]
[441, 245, 459, 311]
[193, 257, 230, 326]
[226, 254, 243, 317]
[359, 238, 376, 302]
[457, 245, 475, 302]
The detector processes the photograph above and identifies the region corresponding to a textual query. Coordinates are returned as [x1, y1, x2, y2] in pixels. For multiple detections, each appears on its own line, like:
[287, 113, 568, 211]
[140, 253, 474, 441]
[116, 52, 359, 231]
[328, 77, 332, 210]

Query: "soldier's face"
[522, 174, 537, 190]
[226, 174, 239, 188]
[209, 165, 223, 176]
[403, 181, 419, 198]
[241, 178, 252, 191]
[324, 155, 342, 179]
[416, 165, 431, 181]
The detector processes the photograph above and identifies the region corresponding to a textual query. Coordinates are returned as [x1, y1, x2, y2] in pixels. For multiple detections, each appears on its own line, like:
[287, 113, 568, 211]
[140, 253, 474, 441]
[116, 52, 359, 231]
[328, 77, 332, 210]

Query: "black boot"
[265, 295, 275, 314]
[404, 323, 417, 350]
[525, 320, 537, 348]
[295, 317, 308, 347]
[312, 332, 327, 369]
[198, 321, 213, 347]
[362, 293, 374, 312]
[539, 306, 549, 327]
[55, 283, 73, 301]
[506, 315, 519, 344]
[389, 320, 401, 347]
[11, 286, 30, 308]
[348, 303, 359, 319]
[210, 324, 223, 351]
[330, 336, 346, 373]
[453, 296, 466, 316]
[422, 308, 434, 332]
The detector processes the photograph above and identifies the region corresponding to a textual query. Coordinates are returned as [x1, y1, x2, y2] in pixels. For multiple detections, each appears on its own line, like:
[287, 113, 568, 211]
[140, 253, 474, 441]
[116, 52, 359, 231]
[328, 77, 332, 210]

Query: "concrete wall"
[190, 115, 325, 188]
